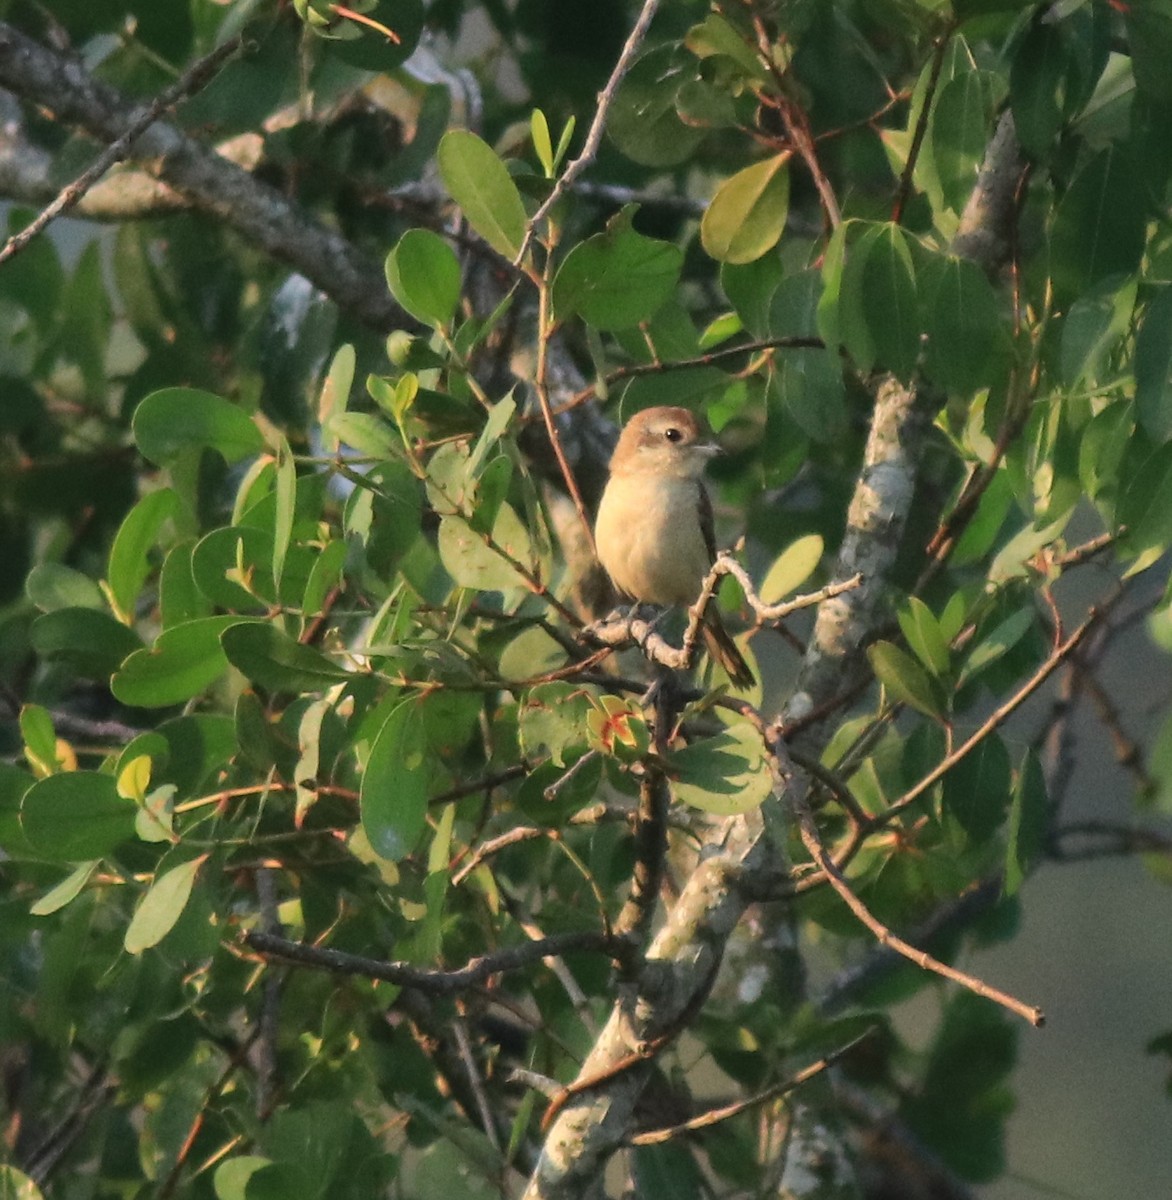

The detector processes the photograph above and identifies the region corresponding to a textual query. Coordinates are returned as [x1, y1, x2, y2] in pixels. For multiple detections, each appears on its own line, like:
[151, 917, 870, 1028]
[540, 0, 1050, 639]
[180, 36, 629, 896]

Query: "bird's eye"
[664, 427, 682, 443]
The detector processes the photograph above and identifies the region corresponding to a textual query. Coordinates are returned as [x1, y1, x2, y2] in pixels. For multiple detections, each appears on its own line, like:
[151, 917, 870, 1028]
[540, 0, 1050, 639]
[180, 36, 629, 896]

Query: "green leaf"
[30, 607, 144, 679]
[867, 641, 945, 719]
[758, 535, 823, 605]
[670, 721, 772, 815]
[607, 45, 706, 168]
[30, 861, 98, 916]
[136, 784, 177, 844]
[942, 733, 1012, 842]
[1119, 441, 1172, 558]
[214, 1157, 274, 1200]
[721, 255, 783, 339]
[124, 856, 207, 954]
[0, 764, 36, 858]
[20, 705, 59, 776]
[437, 130, 527, 259]
[318, 343, 355, 446]
[272, 434, 296, 592]
[700, 155, 790, 265]
[160, 539, 212, 627]
[187, 526, 270, 614]
[326, 410, 401, 460]
[220, 623, 350, 692]
[0, 1167, 45, 1200]
[531, 108, 554, 175]
[106, 488, 181, 622]
[1127, 5, 1172, 105]
[922, 254, 1008, 395]
[361, 698, 432, 861]
[1136, 285, 1172, 444]
[857, 224, 920, 378]
[25, 563, 103, 612]
[957, 607, 1035, 689]
[111, 616, 244, 708]
[898, 597, 951, 679]
[385, 229, 462, 328]
[1059, 275, 1137, 388]
[302, 539, 349, 616]
[20, 771, 136, 861]
[903, 992, 1017, 1181]
[466, 394, 517, 479]
[929, 69, 1005, 213]
[1049, 148, 1147, 306]
[1009, 22, 1067, 158]
[519, 682, 591, 768]
[1005, 750, 1048, 896]
[438, 504, 533, 592]
[133, 388, 264, 465]
[553, 208, 682, 331]
[498, 624, 563, 683]
[767, 348, 846, 444]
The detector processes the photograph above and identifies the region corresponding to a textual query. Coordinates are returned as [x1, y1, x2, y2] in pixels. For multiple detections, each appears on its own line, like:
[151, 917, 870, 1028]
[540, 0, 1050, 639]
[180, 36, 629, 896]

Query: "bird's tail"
[702, 613, 755, 690]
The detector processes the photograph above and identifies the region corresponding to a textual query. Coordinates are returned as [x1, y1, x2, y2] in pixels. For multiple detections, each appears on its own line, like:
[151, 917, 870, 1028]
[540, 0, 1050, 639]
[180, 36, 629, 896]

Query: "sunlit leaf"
[670, 720, 772, 815]
[437, 130, 527, 259]
[386, 228, 462, 328]
[758, 535, 824, 605]
[124, 856, 208, 954]
[701, 155, 790, 265]
[106, 488, 181, 622]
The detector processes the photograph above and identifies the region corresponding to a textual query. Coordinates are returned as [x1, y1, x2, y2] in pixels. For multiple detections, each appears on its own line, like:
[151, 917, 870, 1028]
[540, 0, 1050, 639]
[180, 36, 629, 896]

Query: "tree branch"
[0, 34, 242, 265]
[514, 0, 662, 265]
[245, 928, 615, 994]
[793, 797, 1044, 1027]
[0, 21, 414, 332]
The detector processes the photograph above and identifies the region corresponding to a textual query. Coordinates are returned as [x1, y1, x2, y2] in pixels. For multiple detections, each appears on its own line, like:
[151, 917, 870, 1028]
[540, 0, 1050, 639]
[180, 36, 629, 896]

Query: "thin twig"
[0, 34, 242, 266]
[884, 608, 1102, 824]
[745, 2, 841, 228]
[628, 1028, 874, 1145]
[533, 253, 597, 554]
[245, 927, 616, 993]
[793, 798, 1044, 1027]
[787, 745, 870, 828]
[1051, 820, 1172, 862]
[548, 336, 827, 418]
[514, 0, 662, 266]
[452, 1016, 502, 1154]
[1055, 529, 1118, 568]
[892, 26, 953, 224]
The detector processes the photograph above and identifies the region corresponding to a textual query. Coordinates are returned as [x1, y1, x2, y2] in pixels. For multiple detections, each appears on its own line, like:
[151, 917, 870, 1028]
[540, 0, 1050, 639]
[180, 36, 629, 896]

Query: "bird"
[594, 405, 755, 689]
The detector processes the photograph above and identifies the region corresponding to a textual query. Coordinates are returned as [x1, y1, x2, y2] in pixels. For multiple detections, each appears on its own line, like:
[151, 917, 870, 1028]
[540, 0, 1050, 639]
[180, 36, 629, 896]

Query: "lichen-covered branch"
[786, 376, 927, 729]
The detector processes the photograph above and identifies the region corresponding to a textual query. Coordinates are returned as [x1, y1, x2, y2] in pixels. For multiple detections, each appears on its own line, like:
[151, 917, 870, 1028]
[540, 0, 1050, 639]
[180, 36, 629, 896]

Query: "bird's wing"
[698, 482, 716, 564]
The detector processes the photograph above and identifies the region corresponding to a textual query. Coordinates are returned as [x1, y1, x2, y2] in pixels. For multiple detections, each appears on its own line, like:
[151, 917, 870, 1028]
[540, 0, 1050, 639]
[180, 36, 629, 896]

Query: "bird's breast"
[596, 473, 711, 606]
